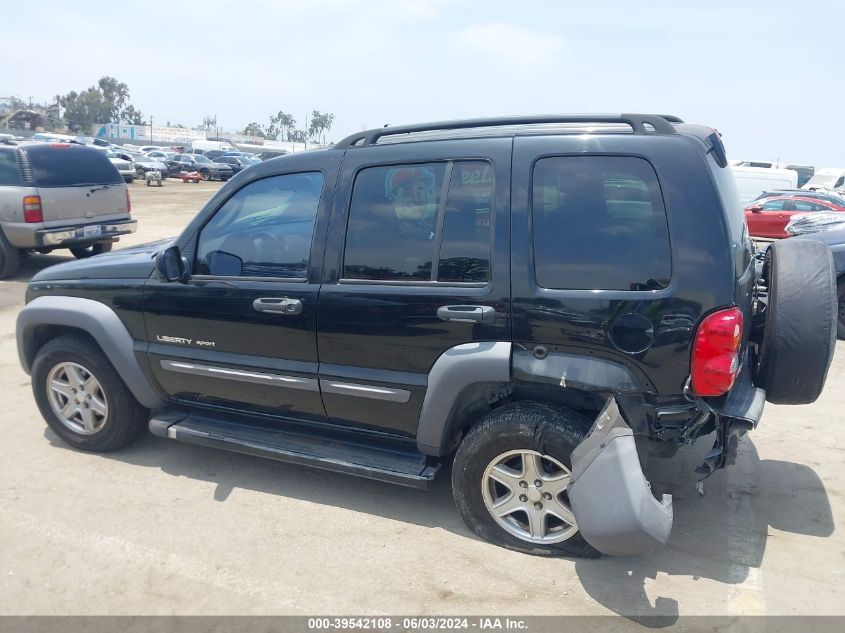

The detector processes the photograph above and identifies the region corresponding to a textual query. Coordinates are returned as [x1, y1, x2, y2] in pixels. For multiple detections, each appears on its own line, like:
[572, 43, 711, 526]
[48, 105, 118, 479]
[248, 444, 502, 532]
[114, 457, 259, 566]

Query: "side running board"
[149, 411, 440, 489]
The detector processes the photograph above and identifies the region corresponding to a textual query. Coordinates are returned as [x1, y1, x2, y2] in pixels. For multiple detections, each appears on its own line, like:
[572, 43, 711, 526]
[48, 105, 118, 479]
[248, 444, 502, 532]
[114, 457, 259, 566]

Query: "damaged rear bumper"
[568, 397, 673, 556]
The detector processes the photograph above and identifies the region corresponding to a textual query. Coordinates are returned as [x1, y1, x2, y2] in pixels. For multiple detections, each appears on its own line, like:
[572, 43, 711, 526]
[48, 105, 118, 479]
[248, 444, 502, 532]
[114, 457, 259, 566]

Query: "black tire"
[837, 279, 845, 340]
[0, 229, 21, 279]
[70, 241, 113, 259]
[199, 169, 210, 181]
[31, 334, 147, 452]
[451, 401, 601, 558]
[754, 239, 836, 404]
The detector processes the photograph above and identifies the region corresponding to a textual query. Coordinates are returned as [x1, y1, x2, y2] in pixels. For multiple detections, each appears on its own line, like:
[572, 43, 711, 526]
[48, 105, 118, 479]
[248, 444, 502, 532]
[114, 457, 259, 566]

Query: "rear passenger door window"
[342, 160, 493, 283]
[792, 200, 828, 212]
[531, 156, 671, 291]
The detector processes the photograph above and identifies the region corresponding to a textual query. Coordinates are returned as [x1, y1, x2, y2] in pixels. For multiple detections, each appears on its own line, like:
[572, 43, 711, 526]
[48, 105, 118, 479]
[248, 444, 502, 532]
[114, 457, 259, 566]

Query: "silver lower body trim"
[160, 360, 319, 392]
[320, 380, 411, 403]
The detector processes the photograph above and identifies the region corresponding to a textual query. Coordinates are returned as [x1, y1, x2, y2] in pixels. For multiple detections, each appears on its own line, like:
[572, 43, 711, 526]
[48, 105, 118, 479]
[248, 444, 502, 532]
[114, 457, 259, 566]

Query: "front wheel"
[838, 279, 845, 340]
[451, 401, 601, 558]
[31, 335, 148, 452]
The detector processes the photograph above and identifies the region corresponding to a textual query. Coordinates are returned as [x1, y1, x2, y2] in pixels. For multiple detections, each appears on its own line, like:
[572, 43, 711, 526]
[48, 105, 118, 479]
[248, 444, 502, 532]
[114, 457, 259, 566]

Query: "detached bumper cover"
[568, 397, 673, 556]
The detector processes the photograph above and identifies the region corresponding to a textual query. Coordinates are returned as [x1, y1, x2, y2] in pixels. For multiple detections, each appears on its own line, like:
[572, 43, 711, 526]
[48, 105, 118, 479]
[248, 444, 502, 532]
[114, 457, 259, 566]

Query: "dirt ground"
[0, 179, 842, 622]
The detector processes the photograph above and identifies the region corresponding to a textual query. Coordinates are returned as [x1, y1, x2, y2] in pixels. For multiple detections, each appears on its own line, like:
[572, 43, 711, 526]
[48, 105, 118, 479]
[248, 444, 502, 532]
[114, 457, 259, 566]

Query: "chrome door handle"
[436, 305, 496, 323]
[253, 297, 303, 315]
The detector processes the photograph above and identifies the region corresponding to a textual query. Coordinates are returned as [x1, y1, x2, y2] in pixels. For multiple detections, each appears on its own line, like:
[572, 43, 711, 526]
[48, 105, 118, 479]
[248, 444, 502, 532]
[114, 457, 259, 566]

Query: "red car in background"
[745, 195, 845, 238]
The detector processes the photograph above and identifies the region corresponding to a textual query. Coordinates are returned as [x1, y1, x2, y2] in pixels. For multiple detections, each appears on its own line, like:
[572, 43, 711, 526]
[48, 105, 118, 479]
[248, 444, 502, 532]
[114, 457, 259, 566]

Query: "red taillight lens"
[23, 195, 43, 223]
[125, 188, 131, 214]
[691, 307, 744, 397]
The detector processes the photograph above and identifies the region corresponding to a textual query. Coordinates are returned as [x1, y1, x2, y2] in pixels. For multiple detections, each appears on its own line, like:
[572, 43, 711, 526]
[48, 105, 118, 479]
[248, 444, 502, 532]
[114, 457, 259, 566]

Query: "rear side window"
[0, 149, 21, 186]
[793, 200, 828, 212]
[342, 160, 493, 283]
[532, 156, 671, 291]
[26, 146, 122, 187]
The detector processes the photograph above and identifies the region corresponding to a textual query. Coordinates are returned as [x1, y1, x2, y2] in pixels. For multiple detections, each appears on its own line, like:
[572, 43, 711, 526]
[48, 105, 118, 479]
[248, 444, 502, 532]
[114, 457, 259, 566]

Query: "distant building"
[0, 109, 43, 130]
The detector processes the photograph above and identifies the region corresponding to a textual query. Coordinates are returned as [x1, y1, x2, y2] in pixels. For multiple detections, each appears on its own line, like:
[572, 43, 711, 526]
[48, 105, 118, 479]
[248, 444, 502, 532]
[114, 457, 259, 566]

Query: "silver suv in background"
[99, 148, 136, 183]
[0, 142, 137, 278]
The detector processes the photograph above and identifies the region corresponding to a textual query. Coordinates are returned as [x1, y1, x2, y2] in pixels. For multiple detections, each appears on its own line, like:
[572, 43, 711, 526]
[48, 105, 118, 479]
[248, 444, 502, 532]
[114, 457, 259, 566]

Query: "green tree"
[242, 122, 265, 137]
[59, 88, 107, 133]
[262, 111, 295, 140]
[288, 129, 306, 143]
[122, 104, 145, 125]
[97, 76, 130, 122]
[308, 110, 334, 144]
[58, 76, 142, 132]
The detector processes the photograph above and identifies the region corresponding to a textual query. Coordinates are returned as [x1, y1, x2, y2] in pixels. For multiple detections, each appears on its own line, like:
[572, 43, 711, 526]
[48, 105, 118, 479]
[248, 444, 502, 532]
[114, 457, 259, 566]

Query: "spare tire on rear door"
[754, 239, 836, 404]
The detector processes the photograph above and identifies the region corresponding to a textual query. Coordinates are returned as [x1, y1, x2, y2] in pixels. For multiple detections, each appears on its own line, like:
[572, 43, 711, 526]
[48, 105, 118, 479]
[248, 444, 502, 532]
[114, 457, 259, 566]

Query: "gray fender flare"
[416, 341, 511, 456]
[16, 296, 165, 411]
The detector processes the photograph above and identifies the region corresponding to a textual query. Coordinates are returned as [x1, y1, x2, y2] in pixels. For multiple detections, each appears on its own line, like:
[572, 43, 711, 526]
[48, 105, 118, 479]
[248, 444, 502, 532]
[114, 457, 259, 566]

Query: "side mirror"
[749, 205, 763, 213]
[156, 245, 189, 283]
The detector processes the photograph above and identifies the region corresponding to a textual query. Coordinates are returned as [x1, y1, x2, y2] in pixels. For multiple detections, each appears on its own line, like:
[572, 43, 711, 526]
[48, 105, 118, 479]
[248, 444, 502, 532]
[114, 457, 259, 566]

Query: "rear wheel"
[837, 279, 845, 340]
[0, 230, 21, 279]
[31, 335, 147, 452]
[199, 169, 210, 181]
[451, 401, 601, 558]
[70, 241, 113, 259]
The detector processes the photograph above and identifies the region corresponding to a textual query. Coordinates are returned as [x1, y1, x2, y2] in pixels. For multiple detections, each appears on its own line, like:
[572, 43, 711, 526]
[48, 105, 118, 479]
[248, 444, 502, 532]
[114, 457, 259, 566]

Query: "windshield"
[103, 150, 116, 158]
[193, 155, 212, 164]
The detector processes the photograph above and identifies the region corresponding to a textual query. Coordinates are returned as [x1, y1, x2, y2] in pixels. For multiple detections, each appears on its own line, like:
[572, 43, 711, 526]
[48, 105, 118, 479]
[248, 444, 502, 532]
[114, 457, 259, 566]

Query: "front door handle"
[253, 297, 303, 315]
[436, 305, 496, 323]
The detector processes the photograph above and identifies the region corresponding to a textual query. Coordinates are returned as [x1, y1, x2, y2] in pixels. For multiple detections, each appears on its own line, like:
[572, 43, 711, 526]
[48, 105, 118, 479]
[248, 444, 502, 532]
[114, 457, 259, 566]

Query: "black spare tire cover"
[754, 239, 836, 404]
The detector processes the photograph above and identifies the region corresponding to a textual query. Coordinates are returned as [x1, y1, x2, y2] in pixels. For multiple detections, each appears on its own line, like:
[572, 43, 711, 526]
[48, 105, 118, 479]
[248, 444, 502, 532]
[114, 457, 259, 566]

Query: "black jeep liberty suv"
[16, 114, 837, 557]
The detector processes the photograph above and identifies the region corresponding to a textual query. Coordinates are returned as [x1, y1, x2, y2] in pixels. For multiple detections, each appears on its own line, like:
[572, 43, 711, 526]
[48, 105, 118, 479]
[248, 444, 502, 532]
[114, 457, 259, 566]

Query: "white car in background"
[144, 150, 175, 160]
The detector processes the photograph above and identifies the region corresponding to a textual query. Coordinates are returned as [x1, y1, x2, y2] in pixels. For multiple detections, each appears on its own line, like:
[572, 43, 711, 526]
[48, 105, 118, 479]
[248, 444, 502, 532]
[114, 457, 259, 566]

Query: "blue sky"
[4, 0, 844, 165]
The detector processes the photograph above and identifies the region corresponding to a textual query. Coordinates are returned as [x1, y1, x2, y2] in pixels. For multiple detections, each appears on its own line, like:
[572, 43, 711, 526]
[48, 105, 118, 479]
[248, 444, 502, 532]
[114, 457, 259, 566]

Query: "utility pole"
[149, 115, 153, 143]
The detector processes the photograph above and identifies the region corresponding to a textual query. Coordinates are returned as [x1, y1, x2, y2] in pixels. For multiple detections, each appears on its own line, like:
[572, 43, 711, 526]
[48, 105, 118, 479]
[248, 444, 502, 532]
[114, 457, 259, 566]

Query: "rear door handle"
[436, 305, 496, 323]
[253, 297, 303, 315]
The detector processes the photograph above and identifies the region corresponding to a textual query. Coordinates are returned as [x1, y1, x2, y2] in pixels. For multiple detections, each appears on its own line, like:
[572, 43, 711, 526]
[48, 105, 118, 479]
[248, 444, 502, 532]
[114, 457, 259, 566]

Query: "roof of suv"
[332, 113, 726, 167]
[336, 112, 704, 142]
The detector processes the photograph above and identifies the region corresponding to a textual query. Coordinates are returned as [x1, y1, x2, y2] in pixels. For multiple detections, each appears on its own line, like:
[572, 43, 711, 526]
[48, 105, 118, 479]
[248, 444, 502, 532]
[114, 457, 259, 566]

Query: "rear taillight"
[691, 307, 744, 397]
[23, 195, 43, 223]
[125, 188, 131, 214]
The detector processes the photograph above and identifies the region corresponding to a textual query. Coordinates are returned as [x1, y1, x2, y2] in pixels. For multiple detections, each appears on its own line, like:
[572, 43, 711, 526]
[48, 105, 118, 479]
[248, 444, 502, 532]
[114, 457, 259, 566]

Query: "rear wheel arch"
[438, 384, 604, 457]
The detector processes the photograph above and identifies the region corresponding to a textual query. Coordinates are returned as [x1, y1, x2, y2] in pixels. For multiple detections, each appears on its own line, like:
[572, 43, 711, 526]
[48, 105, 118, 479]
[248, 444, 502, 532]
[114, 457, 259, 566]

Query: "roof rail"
[335, 113, 682, 148]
